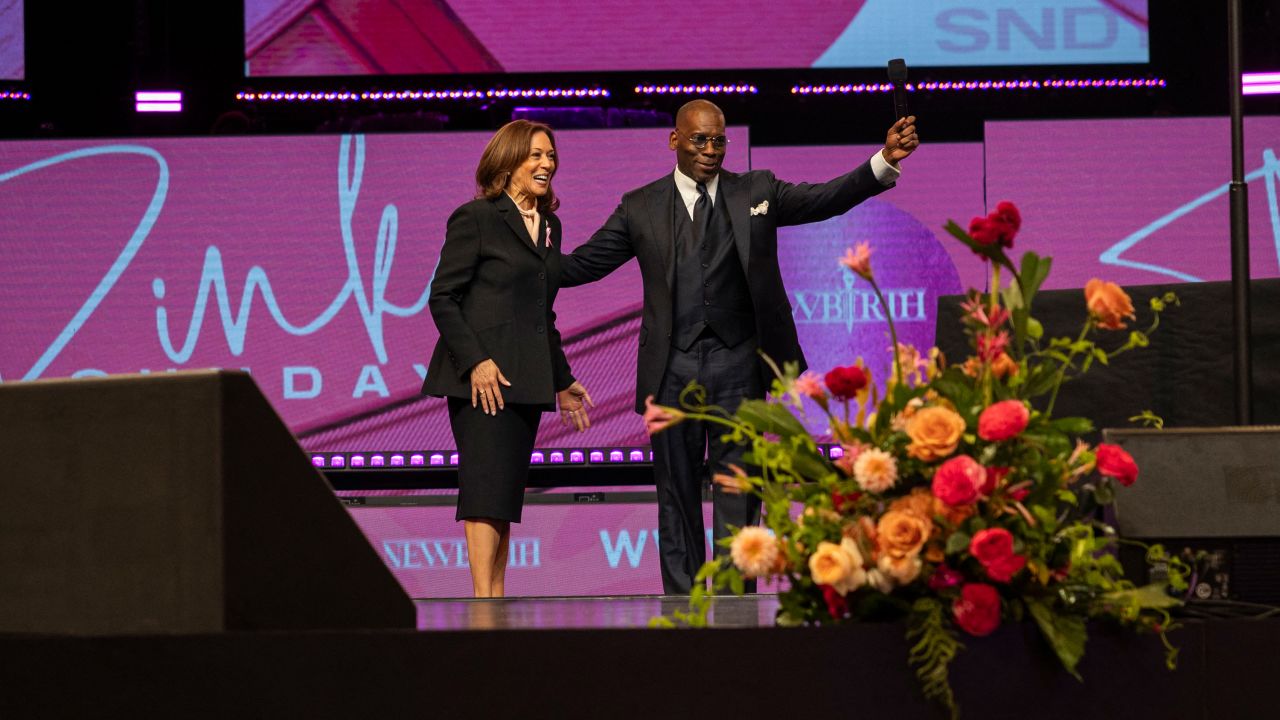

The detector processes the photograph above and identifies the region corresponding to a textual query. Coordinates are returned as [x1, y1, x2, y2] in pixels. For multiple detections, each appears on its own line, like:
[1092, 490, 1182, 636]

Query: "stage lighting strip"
[633, 84, 758, 95]
[1244, 72, 1280, 96]
[1, 91, 32, 101]
[235, 87, 610, 103]
[790, 78, 1167, 94]
[313, 444, 848, 469]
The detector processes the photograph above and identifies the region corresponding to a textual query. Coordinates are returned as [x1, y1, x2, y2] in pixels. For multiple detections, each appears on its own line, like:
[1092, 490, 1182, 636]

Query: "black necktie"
[693, 182, 710, 246]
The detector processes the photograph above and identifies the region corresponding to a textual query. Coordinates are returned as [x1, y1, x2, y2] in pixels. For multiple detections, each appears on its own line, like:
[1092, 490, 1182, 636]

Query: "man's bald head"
[675, 99, 724, 127]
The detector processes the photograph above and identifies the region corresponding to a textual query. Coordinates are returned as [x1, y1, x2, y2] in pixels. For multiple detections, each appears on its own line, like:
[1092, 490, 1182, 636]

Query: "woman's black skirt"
[447, 397, 543, 523]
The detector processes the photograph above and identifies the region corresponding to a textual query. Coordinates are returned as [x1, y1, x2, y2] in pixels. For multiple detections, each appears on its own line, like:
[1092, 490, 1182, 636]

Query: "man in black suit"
[560, 100, 918, 593]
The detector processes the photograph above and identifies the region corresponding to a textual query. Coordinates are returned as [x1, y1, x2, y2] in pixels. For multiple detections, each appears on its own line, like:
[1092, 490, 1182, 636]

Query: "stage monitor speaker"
[1104, 426, 1280, 605]
[0, 370, 414, 634]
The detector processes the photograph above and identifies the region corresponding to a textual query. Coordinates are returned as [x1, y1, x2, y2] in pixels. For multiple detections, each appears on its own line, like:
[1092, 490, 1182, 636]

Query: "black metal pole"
[1227, 0, 1252, 425]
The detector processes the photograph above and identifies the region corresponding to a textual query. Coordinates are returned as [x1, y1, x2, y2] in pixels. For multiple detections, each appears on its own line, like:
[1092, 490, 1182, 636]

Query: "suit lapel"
[718, 171, 751, 272]
[643, 179, 677, 290]
[495, 194, 544, 259]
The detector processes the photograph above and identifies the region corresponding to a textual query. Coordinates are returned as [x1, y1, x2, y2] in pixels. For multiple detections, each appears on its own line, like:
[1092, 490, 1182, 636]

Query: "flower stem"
[1044, 320, 1092, 417]
[870, 279, 903, 387]
[982, 265, 1002, 406]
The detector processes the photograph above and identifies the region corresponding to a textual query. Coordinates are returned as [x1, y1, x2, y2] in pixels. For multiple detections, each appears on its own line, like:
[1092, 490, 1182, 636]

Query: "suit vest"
[671, 185, 755, 351]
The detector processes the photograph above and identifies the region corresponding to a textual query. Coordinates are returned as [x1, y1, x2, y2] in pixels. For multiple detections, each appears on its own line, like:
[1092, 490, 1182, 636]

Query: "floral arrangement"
[648, 202, 1186, 717]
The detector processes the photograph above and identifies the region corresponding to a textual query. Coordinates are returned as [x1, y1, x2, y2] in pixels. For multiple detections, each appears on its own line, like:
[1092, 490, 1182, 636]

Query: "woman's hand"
[470, 358, 511, 415]
[557, 381, 595, 432]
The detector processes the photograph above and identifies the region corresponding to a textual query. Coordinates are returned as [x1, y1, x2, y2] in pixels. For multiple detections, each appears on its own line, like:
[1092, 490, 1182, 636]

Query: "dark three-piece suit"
[561, 161, 893, 592]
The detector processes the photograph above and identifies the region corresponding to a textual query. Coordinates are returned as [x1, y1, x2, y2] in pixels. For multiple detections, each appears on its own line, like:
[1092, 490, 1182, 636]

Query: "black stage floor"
[414, 593, 778, 630]
[5, 606, 1278, 719]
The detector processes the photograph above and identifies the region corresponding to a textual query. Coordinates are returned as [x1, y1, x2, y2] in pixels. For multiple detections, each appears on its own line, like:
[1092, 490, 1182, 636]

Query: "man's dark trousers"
[652, 185, 762, 594]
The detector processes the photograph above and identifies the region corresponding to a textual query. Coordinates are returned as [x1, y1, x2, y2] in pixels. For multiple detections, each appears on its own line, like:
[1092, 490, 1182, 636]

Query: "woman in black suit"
[422, 120, 593, 598]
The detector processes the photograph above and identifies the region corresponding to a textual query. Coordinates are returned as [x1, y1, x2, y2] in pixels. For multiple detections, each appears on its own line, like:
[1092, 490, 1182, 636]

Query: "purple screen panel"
[349, 501, 786, 598]
[751, 143, 981, 432]
[245, 0, 1148, 76]
[0, 128, 747, 452]
[984, 116, 1280, 289]
[0, 0, 21, 81]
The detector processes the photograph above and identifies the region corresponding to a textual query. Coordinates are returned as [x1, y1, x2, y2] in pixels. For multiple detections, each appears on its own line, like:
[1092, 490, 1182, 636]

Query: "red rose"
[979, 466, 1010, 496]
[928, 564, 964, 591]
[968, 216, 998, 246]
[931, 455, 985, 507]
[984, 554, 1027, 583]
[969, 527, 1015, 564]
[968, 202, 1020, 251]
[832, 490, 861, 512]
[993, 201, 1021, 233]
[1096, 443, 1139, 486]
[953, 583, 1002, 636]
[824, 365, 868, 400]
[820, 583, 848, 619]
[978, 400, 1030, 442]
[969, 217, 1016, 248]
[969, 528, 1027, 583]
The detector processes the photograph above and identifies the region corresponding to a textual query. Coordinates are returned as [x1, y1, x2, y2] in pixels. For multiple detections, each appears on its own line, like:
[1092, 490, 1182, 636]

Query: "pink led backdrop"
[350, 501, 789, 598]
[983, 116, 1280, 288]
[7, 117, 1272, 456]
[245, 0, 1148, 76]
[0, 128, 747, 451]
[752, 143, 987, 291]
[350, 503, 698, 598]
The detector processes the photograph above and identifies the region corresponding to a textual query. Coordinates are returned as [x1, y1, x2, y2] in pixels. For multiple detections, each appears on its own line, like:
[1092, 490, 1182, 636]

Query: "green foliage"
[907, 598, 964, 719]
[737, 398, 811, 439]
[1009, 251, 1051, 356]
[1028, 599, 1088, 680]
[1129, 410, 1165, 429]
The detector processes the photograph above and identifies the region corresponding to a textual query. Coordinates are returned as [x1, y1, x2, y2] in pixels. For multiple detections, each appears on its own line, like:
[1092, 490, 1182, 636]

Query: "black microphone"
[887, 58, 909, 122]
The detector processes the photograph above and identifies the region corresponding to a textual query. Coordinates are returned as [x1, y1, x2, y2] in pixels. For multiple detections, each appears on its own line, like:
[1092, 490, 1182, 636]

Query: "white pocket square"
[750, 200, 769, 216]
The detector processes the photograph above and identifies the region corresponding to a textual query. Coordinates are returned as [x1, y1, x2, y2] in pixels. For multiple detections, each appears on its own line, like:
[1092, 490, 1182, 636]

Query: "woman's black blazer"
[421, 193, 575, 408]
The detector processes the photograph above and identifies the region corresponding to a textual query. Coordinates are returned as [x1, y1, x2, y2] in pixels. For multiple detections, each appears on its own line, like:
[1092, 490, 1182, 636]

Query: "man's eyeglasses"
[684, 133, 729, 150]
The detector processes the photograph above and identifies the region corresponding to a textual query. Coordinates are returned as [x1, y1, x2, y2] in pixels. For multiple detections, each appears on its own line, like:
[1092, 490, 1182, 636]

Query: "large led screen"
[353, 502, 719, 598]
[984, 116, 1280, 290]
[245, 0, 1148, 77]
[748, 142, 984, 435]
[0, 127, 748, 452]
[0, 0, 22, 80]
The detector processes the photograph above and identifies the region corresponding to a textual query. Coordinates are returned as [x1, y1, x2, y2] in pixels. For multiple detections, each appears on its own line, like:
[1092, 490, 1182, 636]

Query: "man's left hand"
[882, 116, 919, 165]
[557, 381, 595, 432]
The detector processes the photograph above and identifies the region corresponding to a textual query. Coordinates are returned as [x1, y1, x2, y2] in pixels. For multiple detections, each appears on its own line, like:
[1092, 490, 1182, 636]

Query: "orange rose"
[989, 352, 1019, 379]
[905, 405, 967, 461]
[1084, 279, 1136, 330]
[890, 487, 936, 520]
[876, 509, 932, 560]
[962, 352, 1017, 379]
